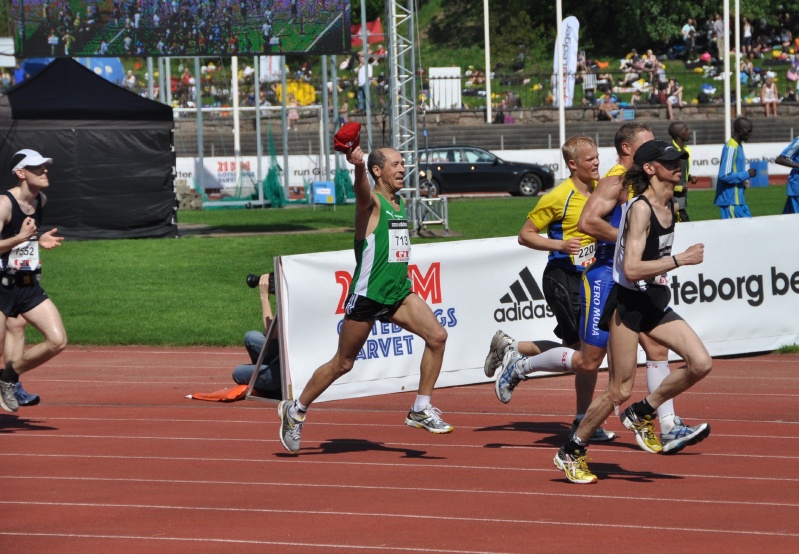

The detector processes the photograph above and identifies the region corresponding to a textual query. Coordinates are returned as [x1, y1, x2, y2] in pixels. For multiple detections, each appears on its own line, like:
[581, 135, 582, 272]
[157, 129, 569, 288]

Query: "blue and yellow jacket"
[715, 138, 749, 207]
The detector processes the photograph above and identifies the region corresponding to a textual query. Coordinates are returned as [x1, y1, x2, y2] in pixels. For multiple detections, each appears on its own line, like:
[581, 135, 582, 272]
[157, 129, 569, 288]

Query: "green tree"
[350, 0, 382, 24]
[1, 0, 13, 37]
[424, 0, 799, 64]
[427, 0, 484, 50]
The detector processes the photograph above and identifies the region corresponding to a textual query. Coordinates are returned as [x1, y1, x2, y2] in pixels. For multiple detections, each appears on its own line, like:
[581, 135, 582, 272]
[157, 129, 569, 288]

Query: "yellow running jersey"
[527, 177, 596, 270]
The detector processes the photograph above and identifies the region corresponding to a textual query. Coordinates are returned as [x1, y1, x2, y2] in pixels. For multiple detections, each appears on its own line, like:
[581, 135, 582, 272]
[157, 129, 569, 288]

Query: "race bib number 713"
[388, 219, 410, 263]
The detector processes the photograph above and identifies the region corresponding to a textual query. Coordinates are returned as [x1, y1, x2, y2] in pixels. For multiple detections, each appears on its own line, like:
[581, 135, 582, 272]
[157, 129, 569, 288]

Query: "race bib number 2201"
[574, 241, 596, 267]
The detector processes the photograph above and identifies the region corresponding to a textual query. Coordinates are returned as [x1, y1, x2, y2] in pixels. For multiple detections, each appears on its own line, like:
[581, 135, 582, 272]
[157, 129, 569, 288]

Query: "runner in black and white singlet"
[572, 124, 707, 457]
[0, 149, 66, 413]
[555, 140, 712, 484]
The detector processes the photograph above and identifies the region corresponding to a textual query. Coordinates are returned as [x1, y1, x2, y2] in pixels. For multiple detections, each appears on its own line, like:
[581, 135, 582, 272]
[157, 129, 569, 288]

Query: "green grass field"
[33, 185, 789, 347]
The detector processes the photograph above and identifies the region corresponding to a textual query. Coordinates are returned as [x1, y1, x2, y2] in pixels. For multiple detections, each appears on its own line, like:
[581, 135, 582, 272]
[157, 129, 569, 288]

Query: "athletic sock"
[289, 399, 307, 420]
[562, 434, 588, 455]
[633, 398, 656, 419]
[569, 422, 590, 446]
[413, 395, 431, 412]
[515, 347, 574, 377]
[646, 360, 676, 433]
[0, 362, 18, 383]
[659, 413, 676, 434]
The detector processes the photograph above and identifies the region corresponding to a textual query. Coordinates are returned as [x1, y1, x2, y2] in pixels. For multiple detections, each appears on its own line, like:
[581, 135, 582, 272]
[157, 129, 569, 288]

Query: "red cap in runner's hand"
[334, 122, 362, 153]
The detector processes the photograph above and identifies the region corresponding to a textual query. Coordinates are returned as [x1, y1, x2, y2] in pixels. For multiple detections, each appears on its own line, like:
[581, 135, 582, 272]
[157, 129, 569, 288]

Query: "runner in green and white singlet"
[349, 193, 412, 305]
[277, 145, 453, 455]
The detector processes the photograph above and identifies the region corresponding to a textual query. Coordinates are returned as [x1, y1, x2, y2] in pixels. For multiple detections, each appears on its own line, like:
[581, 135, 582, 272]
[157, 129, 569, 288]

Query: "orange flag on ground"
[186, 384, 248, 402]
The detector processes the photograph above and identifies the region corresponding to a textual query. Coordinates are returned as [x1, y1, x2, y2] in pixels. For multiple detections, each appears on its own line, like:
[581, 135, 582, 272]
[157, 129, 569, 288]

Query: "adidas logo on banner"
[500, 267, 545, 303]
[494, 267, 554, 322]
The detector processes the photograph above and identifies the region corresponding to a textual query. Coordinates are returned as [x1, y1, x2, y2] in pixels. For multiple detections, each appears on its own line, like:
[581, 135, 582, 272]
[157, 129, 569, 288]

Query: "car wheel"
[424, 180, 440, 198]
[518, 173, 542, 197]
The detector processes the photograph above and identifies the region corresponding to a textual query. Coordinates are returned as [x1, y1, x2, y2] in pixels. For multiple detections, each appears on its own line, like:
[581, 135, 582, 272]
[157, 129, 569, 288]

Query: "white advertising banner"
[175, 155, 349, 194]
[668, 216, 799, 353]
[176, 142, 790, 197]
[552, 15, 579, 108]
[277, 215, 799, 403]
[277, 238, 557, 403]
[497, 142, 794, 180]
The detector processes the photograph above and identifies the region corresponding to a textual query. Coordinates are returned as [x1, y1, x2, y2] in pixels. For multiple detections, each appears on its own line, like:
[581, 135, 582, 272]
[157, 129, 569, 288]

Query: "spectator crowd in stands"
[4, 7, 799, 119]
[578, 10, 799, 120]
[20, 1, 349, 58]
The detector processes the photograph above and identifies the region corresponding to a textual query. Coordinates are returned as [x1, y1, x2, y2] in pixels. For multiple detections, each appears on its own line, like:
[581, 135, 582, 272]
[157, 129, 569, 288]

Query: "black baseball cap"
[633, 140, 688, 165]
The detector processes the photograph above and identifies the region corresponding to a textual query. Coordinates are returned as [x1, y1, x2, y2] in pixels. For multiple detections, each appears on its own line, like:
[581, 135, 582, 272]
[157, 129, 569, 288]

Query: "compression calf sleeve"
[516, 347, 574, 377]
[646, 360, 676, 432]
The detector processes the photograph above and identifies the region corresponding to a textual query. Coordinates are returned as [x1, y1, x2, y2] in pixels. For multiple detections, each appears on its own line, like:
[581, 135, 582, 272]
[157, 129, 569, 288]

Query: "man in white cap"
[0, 149, 66, 413]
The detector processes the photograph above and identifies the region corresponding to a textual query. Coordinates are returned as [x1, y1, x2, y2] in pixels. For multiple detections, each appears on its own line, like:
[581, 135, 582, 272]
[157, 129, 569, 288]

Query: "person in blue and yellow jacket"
[715, 117, 756, 219]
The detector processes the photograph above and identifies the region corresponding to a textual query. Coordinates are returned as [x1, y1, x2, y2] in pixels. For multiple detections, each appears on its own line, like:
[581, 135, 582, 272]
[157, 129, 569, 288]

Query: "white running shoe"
[483, 330, 515, 378]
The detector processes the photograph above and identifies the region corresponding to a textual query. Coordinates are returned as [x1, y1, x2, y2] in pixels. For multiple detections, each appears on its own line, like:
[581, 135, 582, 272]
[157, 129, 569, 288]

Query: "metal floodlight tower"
[386, 0, 421, 230]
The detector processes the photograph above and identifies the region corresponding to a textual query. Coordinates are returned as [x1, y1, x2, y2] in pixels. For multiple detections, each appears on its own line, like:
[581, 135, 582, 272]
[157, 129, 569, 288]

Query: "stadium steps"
[174, 116, 799, 157]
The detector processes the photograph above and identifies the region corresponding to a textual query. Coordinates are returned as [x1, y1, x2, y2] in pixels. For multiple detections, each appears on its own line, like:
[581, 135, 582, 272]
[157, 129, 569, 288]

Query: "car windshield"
[463, 149, 495, 163]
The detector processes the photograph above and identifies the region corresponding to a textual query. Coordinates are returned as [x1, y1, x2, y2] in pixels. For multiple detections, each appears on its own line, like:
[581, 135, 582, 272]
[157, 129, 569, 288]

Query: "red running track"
[1, 347, 798, 552]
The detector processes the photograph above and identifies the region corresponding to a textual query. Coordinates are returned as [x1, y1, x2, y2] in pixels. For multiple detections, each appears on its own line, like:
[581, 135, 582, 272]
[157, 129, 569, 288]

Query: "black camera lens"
[246, 274, 259, 288]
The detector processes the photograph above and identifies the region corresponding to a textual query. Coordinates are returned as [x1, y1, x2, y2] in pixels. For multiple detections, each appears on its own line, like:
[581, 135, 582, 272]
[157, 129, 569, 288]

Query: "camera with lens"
[246, 272, 275, 294]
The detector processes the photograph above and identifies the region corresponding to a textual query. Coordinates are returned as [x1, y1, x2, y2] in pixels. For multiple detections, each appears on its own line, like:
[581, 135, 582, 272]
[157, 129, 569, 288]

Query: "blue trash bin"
[749, 160, 768, 187]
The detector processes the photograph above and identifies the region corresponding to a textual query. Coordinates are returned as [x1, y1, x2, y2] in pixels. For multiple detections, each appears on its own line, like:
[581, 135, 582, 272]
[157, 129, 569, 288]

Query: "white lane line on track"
[2, 428, 798, 443]
[3, 475, 799, 508]
[1, 453, 797, 482]
[0, 532, 485, 553]
[9, 412, 797, 426]
[0, 503, 796, 539]
[2, 428, 797, 441]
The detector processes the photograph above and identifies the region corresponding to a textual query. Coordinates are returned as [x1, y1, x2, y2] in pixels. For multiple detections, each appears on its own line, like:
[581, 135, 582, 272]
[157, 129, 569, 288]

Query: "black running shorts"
[542, 265, 583, 346]
[612, 285, 681, 334]
[0, 282, 49, 318]
[343, 292, 409, 323]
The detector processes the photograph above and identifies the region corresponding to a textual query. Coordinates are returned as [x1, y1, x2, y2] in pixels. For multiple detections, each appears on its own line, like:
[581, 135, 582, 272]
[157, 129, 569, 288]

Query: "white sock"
[646, 360, 675, 433]
[516, 347, 574, 377]
[413, 395, 431, 412]
[289, 399, 307, 420]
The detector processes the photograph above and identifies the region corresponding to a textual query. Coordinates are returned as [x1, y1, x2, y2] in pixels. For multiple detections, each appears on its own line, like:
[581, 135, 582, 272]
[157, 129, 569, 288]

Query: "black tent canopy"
[0, 58, 176, 239]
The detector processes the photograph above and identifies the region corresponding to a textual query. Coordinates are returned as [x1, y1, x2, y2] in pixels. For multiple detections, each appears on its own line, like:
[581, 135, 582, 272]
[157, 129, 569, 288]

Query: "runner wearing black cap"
[554, 140, 712, 483]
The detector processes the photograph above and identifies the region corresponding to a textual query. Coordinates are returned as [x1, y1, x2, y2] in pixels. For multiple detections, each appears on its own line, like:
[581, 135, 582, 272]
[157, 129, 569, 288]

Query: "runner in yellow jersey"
[490, 136, 618, 440]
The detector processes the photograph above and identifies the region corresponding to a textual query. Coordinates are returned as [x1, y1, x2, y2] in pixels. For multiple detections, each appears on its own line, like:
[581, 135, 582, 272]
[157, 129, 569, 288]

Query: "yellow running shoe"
[621, 406, 663, 454]
[554, 448, 598, 484]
